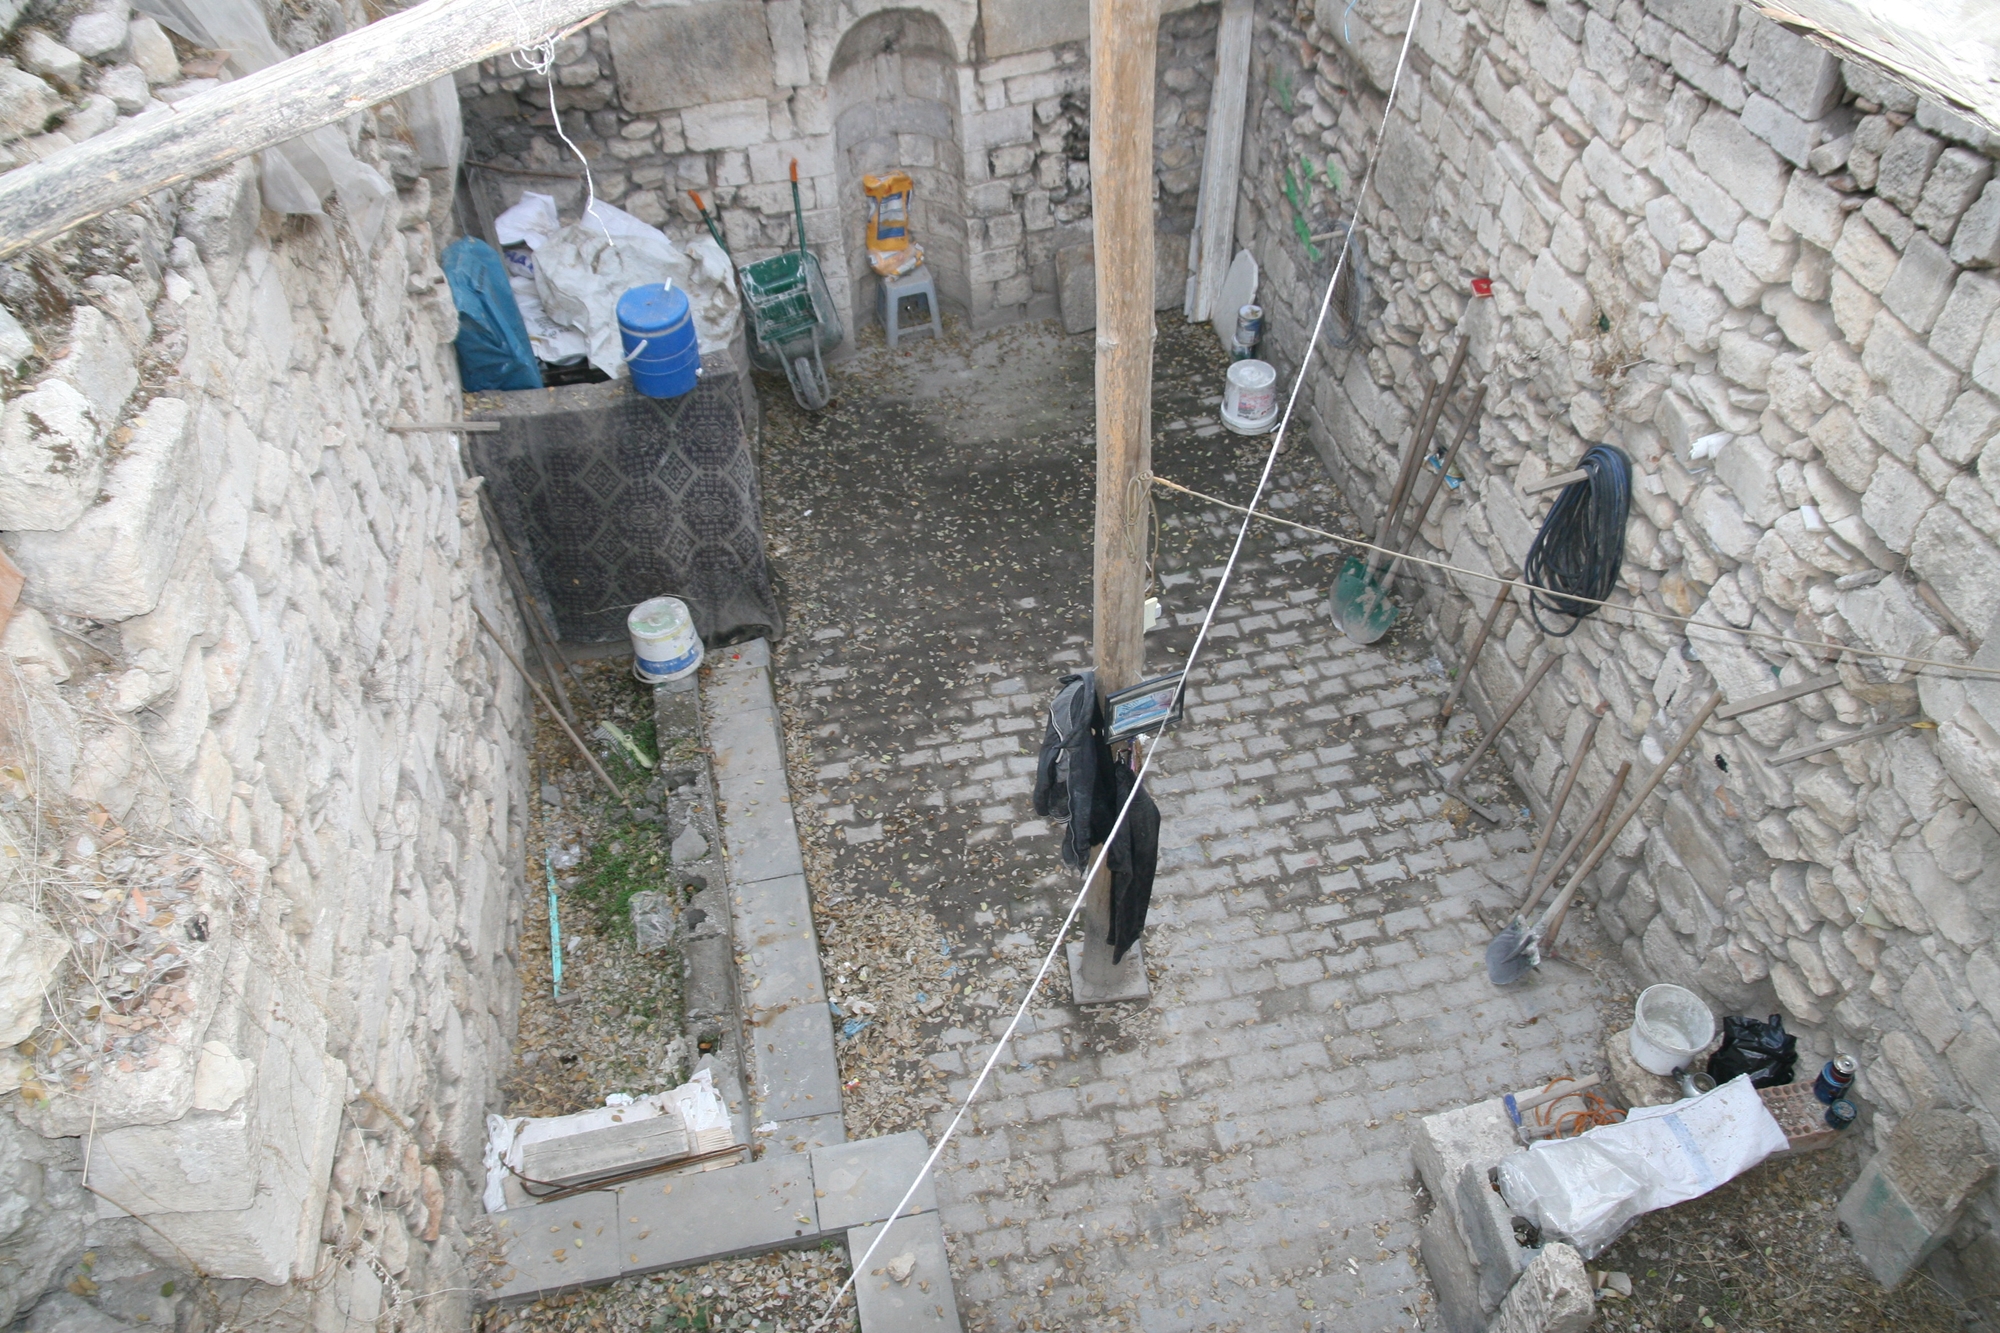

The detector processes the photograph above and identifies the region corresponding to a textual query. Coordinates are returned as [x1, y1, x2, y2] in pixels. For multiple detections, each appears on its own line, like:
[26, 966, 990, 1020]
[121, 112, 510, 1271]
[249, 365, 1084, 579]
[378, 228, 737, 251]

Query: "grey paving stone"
[617, 1153, 824, 1275]
[747, 996, 845, 1123]
[708, 660, 807, 885]
[847, 1211, 963, 1333]
[487, 1189, 625, 1304]
[764, 1111, 847, 1156]
[812, 1130, 940, 1230]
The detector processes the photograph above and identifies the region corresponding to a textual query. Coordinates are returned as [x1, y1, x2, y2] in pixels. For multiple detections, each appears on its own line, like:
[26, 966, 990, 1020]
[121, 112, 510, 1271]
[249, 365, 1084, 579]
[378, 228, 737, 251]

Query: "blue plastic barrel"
[617, 283, 700, 398]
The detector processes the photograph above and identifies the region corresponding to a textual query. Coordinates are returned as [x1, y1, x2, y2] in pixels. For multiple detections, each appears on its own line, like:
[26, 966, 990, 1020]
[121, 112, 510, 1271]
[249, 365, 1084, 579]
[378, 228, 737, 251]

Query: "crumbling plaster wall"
[454, 0, 1215, 342]
[1237, 0, 2000, 1276]
[0, 6, 532, 1328]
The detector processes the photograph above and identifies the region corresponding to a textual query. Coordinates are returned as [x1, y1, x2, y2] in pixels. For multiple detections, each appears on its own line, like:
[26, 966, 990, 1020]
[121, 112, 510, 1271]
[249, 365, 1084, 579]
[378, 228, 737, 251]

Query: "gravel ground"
[487, 1245, 856, 1333]
[1592, 1137, 1963, 1332]
[490, 660, 856, 1333]
[504, 660, 690, 1120]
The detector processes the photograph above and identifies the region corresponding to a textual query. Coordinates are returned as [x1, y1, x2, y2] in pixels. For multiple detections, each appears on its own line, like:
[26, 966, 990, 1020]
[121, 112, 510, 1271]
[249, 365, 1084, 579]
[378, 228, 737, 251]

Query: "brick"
[1877, 127, 1945, 214]
[1650, 0, 1738, 54]
[1931, 272, 2000, 372]
[1864, 314, 1961, 430]
[1743, 16, 1842, 120]
[1952, 181, 2000, 268]
[1882, 233, 1957, 334]
[1915, 147, 1995, 241]
[1781, 169, 1849, 251]
[1687, 108, 1789, 219]
[1833, 212, 1901, 294]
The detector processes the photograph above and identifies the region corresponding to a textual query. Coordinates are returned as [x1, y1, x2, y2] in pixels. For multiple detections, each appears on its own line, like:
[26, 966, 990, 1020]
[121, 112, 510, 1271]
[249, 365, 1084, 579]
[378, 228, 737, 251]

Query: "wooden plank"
[1184, 0, 1253, 324]
[1715, 672, 1841, 720]
[520, 1115, 691, 1190]
[1770, 717, 1922, 766]
[0, 0, 625, 261]
[1521, 468, 1587, 496]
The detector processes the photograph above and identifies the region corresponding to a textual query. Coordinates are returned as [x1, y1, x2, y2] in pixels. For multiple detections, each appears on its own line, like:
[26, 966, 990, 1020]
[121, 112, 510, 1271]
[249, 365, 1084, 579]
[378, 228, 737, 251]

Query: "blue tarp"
[443, 238, 541, 391]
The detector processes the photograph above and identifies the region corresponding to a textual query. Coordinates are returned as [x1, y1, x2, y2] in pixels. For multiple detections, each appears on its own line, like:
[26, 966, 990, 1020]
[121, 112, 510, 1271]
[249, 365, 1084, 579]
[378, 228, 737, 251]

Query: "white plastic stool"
[880, 268, 942, 348]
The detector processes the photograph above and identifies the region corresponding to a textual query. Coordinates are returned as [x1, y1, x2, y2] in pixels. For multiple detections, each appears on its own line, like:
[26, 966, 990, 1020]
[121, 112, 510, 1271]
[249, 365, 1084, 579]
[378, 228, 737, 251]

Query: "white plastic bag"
[1495, 1074, 1788, 1256]
[496, 191, 562, 253]
[133, 0, 395, 242]
[532, 200, 742, 377]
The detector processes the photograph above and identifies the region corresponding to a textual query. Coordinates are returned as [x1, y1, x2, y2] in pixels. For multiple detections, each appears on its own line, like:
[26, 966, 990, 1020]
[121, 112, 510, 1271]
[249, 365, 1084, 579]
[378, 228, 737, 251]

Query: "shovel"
[1487, 690, 1725, 984]
[1360, 384, 1488, 628]
[1329, 334, 1469, 638]
[1427, 653, 1556, 823]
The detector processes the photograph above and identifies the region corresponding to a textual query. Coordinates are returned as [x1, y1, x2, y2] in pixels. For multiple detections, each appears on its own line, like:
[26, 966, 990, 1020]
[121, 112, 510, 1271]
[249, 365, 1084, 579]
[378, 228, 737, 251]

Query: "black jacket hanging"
[1033, 670, 1160, 962]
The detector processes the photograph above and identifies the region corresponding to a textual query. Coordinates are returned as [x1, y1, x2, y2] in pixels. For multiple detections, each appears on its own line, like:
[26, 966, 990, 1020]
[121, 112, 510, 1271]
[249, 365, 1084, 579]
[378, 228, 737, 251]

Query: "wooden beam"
[0, 0, 622, 261]
[1715, 672, 1840, 720]
[1074, 0, 1160, 1007]
[1184, 0, 1253, 324]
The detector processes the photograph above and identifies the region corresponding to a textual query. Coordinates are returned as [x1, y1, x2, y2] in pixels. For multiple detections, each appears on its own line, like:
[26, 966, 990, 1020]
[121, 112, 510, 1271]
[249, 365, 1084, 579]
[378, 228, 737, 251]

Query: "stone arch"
[827, 8, 973, 329]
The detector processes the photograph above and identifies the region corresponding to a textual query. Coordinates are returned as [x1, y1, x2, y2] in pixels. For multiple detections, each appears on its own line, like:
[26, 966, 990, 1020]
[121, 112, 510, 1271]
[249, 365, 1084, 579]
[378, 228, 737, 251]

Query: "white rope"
[811, 2, 1430, 1324]
[511, 38, 613, 245]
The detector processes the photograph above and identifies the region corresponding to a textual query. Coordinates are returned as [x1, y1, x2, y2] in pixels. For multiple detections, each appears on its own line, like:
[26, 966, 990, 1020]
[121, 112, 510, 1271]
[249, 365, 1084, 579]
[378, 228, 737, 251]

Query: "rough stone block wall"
[1235, 0, 2000, 1273]
[454, 0, 1215, 338]
[0, 6, 531, 1328]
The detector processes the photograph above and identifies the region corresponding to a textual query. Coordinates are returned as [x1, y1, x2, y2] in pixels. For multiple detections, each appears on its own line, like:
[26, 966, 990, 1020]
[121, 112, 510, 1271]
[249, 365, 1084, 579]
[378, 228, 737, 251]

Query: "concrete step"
[706, 642, 846, 1134]
[847, 1212, 962, 1333]
[486, 1131, 960, 1333]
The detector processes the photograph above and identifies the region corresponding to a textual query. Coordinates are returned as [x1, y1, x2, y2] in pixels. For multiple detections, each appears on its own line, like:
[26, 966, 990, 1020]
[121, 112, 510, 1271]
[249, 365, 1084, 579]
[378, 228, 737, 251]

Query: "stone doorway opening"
[828, 10, 970, 334]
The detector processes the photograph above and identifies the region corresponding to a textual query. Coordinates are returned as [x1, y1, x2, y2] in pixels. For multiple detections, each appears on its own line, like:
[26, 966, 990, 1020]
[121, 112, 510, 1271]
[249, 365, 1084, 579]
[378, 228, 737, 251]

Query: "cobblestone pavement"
[760, 322, 1627, 1333]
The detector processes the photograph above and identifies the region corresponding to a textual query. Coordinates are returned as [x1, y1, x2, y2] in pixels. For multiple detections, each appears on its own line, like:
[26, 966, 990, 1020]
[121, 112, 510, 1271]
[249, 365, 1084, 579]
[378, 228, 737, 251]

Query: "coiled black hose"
[1523, 444, 1632, 636]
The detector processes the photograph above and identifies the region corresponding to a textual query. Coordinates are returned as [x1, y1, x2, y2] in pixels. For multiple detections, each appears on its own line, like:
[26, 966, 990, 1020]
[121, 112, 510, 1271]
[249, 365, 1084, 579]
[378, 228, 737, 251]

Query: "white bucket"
[1629, 984, 1715, 1076]
[1221, 359, 1279, 434]
[628, 596, 703, 683]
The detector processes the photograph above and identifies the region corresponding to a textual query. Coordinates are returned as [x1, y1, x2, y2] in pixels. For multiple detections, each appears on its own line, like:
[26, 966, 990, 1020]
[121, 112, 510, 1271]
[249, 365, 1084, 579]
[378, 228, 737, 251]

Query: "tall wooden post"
[1069, 0, 1159, 1007]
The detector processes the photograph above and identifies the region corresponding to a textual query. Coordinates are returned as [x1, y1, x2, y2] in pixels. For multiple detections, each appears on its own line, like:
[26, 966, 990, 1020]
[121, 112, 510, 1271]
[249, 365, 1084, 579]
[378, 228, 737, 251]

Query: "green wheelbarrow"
[692, 161, 843, 411]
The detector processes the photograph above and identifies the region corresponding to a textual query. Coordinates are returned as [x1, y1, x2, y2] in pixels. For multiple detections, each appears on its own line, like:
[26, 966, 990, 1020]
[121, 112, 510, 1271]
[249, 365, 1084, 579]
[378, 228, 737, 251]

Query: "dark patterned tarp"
[470, 371, 782, 645]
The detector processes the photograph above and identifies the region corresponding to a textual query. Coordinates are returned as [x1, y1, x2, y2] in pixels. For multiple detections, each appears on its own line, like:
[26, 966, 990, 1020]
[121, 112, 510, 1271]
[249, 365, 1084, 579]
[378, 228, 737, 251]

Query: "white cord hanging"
[510, 35, 614, 245]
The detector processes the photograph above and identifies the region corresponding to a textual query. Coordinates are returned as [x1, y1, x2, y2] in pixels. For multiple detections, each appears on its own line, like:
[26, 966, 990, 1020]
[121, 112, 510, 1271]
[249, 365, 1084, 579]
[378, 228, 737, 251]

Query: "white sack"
[510, 275, 589, 363]
[1495, 1074, 1789, 1256]
[496, 191, 562, 253]
[482, 1069, 734, 1212]
[532, 200, 742, 377]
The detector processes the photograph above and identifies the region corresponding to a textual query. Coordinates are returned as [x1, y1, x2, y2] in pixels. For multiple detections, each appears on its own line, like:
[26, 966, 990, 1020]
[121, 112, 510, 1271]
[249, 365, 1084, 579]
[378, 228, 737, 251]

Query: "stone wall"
[1236, 0, 2000, 1278]
[453, 0, 1217, 341]
[0, 5, 532, 1328]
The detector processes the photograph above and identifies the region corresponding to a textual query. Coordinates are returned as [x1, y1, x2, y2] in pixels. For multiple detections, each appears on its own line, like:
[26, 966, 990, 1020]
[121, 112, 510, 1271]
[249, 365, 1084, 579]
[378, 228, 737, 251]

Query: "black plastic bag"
[1705, 1013, 1798, 1087]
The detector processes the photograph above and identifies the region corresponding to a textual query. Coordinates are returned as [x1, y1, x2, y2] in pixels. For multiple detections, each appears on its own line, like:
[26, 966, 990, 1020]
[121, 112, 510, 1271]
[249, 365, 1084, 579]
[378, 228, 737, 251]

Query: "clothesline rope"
[812, 0, 1432, 1325]
[1148, 473, 2000, 682]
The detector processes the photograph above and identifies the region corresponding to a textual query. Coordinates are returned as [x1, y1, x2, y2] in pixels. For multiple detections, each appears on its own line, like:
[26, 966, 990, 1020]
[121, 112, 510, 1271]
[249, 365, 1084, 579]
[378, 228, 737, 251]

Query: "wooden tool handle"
[1438, 576, 1516, 730]
[1449, 654, 1558, 788]
[1533, 691, 1724, 932]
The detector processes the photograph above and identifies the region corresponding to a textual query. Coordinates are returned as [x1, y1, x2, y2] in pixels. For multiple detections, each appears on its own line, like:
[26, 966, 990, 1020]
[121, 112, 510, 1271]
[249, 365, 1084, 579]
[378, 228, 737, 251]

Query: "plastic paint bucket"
[628, 596, 703, 683]
[1629, 984, 1715, 1076]
[1221, 358, 1279, 434]
[617, 283, 700, 398]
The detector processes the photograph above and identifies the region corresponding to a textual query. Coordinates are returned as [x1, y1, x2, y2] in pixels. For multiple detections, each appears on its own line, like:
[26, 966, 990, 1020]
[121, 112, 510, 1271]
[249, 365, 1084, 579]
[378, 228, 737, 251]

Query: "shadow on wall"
[829, 10, 971, 328]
